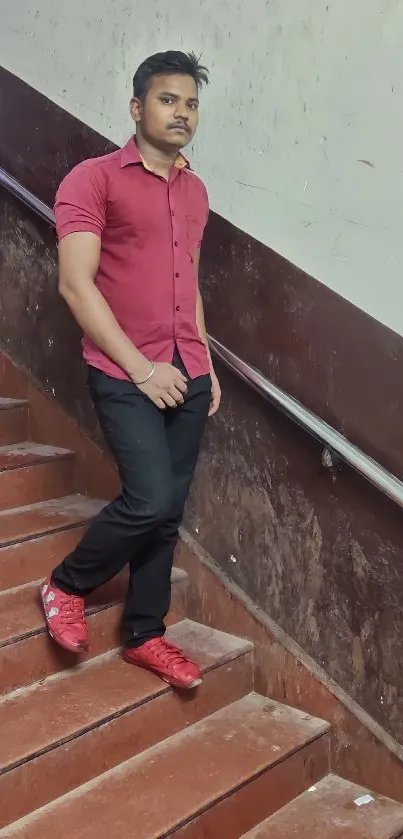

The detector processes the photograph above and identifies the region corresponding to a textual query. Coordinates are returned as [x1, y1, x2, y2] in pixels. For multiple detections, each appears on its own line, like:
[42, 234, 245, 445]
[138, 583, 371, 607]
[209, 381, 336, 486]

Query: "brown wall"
[187, 368, 403, 740]
[0, 191, 99, 440]
[1, 65, 403, 743]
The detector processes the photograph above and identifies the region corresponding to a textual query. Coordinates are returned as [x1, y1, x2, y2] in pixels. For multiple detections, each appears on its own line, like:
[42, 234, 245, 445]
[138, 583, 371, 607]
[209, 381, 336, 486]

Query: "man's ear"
[130, 97, 142, 124]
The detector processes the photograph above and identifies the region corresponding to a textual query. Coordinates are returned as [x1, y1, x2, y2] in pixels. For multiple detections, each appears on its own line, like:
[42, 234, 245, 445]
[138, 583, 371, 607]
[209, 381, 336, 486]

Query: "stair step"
[0, 495, 105, 548]
[0, 621, 253, 826]
[0, 399, 28, 408]
[0, 443, 74, 511]
[1, 694, 330, 838]
[0, 568, 187, 696]
[0, 495, 106, 590]
[0, 399, 29, 446]
[241, 774, 403, 838]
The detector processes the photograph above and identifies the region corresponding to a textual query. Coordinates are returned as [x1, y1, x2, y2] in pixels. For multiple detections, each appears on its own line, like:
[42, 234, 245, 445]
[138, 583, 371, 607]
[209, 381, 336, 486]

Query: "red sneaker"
[124, 636, 202, 689]
[40, 578, 88, 653]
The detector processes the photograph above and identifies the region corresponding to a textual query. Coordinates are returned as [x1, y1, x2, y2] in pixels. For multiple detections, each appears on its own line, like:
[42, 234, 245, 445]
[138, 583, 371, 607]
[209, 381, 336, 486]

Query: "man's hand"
[209, 370, 221, 417]
[134, 362, 188, 410]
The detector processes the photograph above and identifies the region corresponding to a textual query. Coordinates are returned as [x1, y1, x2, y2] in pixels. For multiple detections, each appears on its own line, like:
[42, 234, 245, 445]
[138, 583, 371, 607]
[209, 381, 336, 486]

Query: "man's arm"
[195, 249, 221, 417]
[59, 232, 152, 382]
[58, 232, 187, 410]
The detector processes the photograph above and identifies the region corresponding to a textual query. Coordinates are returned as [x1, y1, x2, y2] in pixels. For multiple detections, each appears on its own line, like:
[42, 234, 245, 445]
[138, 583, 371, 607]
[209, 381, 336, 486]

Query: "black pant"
[52, 352, 211, 647]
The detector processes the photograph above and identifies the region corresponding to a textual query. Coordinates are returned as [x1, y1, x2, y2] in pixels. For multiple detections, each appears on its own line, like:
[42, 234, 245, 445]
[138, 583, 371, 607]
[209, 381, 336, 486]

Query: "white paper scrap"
[354, 794, 374, 807]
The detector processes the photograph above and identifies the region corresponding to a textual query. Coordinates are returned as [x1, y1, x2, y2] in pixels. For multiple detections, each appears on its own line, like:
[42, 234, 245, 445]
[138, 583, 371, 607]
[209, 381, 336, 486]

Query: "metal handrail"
[0, 168, 54, 225]
[2, 164, 403, 509]
[210, 337, 403, 507]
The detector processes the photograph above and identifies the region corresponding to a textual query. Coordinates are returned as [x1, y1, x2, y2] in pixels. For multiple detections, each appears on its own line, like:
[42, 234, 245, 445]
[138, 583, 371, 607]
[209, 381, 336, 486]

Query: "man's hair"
[133, 51, 209, 100]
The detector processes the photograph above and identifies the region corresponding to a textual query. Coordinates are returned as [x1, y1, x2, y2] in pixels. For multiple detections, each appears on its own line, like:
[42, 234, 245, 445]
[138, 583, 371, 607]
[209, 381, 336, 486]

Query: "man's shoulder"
[184, 168, 206, 188]
[183, 168, 208, 201]
[59, 149, 121, 188]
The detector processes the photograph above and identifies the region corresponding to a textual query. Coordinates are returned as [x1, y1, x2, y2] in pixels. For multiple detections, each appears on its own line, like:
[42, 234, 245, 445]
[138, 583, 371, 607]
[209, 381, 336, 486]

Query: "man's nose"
[174, 103, 188, 121]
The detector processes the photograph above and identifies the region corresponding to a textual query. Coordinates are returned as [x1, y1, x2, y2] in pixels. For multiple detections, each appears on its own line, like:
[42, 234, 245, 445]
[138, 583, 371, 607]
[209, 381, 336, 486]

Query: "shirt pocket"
[186, 214, 203, 260]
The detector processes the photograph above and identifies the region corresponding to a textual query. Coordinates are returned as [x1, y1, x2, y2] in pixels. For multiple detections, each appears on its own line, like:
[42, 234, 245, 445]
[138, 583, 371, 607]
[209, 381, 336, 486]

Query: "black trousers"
[52, 352, 211, 647]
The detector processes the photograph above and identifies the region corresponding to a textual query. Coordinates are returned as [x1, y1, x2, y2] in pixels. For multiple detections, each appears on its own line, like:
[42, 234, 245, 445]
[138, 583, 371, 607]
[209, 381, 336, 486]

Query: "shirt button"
[176, 305, 180, 311]
[174, 241, 178, 247]
[175, 272, 179, 278]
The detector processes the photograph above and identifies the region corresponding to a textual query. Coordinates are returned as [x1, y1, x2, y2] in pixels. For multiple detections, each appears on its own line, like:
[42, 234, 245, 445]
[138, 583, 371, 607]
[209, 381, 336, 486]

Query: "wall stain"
[185, 366, 403, 744]
[358, 159, 376, 169]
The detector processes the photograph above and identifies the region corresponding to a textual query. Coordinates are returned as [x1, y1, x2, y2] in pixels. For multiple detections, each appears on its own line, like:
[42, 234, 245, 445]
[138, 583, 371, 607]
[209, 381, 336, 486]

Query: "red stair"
[0, 395, 402, 838]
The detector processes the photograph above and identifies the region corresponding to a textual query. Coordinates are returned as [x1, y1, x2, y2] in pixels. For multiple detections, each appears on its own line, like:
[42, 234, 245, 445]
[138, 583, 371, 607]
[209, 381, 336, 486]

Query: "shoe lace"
[59, 594, 85, 625]
[152, 637, 188, 668]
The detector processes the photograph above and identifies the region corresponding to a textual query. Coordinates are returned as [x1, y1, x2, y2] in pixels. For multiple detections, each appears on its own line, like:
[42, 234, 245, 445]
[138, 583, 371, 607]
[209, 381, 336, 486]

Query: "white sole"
[162, 676, 203, 690]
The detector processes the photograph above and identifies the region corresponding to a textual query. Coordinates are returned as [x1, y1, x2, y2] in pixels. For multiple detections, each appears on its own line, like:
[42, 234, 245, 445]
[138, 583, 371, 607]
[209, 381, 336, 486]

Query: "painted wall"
[1, 0, 402, 335]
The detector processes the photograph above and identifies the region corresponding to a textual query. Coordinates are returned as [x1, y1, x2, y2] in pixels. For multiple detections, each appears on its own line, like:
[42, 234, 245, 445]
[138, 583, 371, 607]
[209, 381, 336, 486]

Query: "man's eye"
[162, 97, 173, 104]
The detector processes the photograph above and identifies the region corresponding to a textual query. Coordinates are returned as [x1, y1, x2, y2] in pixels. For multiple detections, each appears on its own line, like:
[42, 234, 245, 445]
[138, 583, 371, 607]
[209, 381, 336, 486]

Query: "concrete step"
[0, 442, 74, 511]
[0, 567, 187, 696]
[241, 774, 403, 839]
[0, 620, 253, 827]
[0, 495, 106, 590]
[0, 399, 29, 446]
[0, 694, 330, 838]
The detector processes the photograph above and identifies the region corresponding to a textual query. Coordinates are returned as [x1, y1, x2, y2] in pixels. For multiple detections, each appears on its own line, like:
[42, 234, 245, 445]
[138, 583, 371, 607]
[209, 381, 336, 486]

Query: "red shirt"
[54, 137, 210, 380]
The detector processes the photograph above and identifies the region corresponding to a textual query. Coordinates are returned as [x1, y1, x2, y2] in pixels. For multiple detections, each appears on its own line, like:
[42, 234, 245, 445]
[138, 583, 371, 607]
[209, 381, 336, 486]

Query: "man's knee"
[123, 483, 175, 527]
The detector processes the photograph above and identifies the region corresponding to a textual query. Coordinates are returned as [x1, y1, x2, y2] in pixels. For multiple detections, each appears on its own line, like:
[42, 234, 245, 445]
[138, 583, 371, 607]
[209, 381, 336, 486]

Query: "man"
[41, 51, 221, 690]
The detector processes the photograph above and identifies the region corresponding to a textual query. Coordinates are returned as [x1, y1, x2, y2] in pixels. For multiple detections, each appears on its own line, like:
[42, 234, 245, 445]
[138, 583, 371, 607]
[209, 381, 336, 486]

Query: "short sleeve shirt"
[54, 137, 210, 380]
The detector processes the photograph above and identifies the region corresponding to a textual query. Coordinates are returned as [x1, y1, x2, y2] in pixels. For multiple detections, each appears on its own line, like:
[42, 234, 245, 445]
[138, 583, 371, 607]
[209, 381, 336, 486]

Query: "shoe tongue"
[152, 638, 183, 662]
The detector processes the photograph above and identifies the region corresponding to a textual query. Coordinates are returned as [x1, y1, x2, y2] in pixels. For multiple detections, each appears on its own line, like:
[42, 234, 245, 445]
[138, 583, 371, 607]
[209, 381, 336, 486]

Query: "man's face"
[131, 73, 199, 150]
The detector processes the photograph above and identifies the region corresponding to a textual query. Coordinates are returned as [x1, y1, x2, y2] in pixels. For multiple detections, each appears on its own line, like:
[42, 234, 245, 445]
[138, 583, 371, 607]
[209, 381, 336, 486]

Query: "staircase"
[0, 395, 403, 838]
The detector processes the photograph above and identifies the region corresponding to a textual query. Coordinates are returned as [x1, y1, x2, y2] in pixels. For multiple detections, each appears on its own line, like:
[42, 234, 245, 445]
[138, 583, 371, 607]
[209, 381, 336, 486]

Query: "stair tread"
[241, 774, 403, 838]
[0, 398, 28, 410]
[0, 568, 186, 648]
[2, 694, 329, 838]
[0, 620, 252, 771]
[0, 442, 73, 469]
[0, 442, 73, 472]
[0, 495, 106, 547]
[0, 582, 116, 647]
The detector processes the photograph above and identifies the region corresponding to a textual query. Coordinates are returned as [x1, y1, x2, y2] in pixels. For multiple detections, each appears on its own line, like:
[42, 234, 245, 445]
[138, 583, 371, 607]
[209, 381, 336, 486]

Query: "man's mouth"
[168, 124, 190, 134]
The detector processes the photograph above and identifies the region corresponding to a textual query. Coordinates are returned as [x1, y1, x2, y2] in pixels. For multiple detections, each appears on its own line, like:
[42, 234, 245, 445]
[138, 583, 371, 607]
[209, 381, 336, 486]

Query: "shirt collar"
[120, 136, 189, 171]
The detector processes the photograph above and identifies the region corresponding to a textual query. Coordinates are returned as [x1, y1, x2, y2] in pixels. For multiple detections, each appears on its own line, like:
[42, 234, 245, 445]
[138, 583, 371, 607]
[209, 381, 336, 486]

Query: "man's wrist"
[134, 361, 155, 385]
[126, 355, 153, 383]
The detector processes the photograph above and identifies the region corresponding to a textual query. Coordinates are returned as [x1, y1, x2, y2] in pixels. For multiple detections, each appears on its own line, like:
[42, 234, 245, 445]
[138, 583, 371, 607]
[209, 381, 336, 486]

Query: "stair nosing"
[0, 400, 29, 410]
[0, 495, 95, 516]
[0, 520, 91, 551]
[0, 449, 74, 474]
[0, 495, 106, 549]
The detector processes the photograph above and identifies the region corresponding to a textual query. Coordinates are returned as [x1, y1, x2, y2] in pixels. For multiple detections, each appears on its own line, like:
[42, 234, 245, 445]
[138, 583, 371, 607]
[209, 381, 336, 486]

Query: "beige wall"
[2, 0, 402, 334]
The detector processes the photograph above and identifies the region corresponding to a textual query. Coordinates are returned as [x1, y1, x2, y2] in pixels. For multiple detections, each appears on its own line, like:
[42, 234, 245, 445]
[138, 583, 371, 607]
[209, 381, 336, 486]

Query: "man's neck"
[135, 135, 179, 179]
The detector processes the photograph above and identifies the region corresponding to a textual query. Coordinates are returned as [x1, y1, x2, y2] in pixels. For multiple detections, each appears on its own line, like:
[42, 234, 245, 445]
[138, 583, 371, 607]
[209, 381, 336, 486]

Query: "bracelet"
[135, 362, 155, 385]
